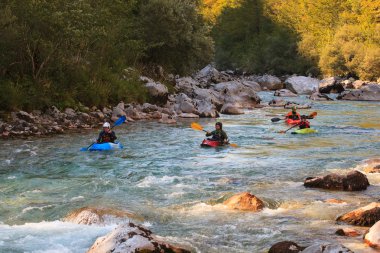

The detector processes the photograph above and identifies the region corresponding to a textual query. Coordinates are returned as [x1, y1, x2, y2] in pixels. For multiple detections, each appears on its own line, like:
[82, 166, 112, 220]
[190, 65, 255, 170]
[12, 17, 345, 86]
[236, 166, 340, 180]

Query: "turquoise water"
[0, 92, 379, 253]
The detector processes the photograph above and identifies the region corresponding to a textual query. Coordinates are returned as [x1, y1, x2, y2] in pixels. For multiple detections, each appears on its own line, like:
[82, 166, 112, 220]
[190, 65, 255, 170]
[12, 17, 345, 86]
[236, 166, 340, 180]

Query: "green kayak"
[291, 128, 318, 134]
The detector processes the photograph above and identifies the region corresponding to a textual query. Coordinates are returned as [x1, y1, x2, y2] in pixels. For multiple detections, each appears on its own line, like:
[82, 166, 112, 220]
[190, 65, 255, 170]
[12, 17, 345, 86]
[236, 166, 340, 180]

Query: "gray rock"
[175, 77, 199, 96]
[174, 93, 197, 114]
[337, 84, 380, 101]
[250, 75, 283, 90]
[213, 81, 261, 108]
[145, 82, 168, 97]
[309, 92, 333, 101]
[178, 113, 199, 118]
[16, 111, 35, 122]
[64, 108, 76, 117]
[220, 103, 244, 115]
[195, 99, 219, 118]
[139, 76, 154, 83]
[274, 89, 298, 97]
[269, 241, 305, 253]
[240, 80, 262, 92]
[352, 80, 367, 89]
[269, 99, 286, 107]
[301, 243, 353, 253]
[142, 103, 159, 113]
[319, 77, 344, 93]
[285, 76, 320, 95]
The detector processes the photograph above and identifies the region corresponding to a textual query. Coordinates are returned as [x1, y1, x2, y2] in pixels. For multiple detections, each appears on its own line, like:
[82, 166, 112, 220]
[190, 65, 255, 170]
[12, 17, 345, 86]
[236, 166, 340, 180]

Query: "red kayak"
[286, 118, 301, 125]
[201, 139, 223, 147]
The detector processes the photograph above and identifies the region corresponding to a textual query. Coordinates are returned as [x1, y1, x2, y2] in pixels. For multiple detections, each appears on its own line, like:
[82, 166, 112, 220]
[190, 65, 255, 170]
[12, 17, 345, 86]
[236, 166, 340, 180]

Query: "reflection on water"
[0, 92, 379, 252]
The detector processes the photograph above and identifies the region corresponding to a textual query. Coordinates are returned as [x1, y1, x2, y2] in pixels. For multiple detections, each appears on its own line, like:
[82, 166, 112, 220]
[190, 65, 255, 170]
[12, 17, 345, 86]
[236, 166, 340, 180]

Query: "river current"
[0, 92, 379, 252]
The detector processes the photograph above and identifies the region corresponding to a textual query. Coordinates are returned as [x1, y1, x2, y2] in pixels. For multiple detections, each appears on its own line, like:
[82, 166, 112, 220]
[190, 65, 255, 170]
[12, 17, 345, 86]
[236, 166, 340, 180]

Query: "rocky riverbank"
[1, 64, 379, 139]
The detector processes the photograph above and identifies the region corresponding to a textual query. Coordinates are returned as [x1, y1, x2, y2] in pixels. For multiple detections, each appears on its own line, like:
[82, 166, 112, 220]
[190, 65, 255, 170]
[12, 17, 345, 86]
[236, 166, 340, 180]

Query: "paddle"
[279, 124, 299, 134]
[271, 111, 317, 122]
[82, 116, 127, 151]
[190, 122, 238, 147]
[278, 112, 317, 134]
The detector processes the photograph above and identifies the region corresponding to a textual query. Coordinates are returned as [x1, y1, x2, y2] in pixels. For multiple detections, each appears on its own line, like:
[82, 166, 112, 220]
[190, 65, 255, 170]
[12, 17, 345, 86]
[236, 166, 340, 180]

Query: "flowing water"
[1, 92, 379, 253]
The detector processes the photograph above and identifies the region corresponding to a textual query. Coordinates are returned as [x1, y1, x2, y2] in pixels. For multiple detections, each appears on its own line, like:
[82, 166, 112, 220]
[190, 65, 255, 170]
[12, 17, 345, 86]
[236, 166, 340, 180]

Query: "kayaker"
[298, 116, 310, 129]
[286, 106, 301, 121]
[206, 122, 228, 144]
[97, 122, 117, 143]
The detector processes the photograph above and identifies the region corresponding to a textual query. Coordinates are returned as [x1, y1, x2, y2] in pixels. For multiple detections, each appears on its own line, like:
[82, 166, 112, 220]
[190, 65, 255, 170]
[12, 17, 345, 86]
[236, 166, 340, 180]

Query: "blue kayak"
[81, 142, 123, 151]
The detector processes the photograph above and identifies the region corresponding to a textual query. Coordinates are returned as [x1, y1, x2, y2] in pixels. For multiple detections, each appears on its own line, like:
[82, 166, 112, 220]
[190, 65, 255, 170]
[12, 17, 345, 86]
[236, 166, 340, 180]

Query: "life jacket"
[286, 111, 300, 120]
[98, 131, 116, 143]
[299, 120, 310, 129]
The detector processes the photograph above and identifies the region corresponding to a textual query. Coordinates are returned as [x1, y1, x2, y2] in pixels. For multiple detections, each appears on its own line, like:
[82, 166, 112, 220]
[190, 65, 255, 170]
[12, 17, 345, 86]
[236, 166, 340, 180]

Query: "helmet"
[215, 122, 223, 129]
[103, 122, 111, 128]
[301, 115, 306, 119]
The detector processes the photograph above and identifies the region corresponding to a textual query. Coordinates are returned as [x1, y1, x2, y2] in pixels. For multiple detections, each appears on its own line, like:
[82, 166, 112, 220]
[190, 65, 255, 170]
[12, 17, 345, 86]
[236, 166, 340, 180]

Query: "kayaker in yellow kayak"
[206, 122, 228, 144]
[97, 122, 117, 143]
[298, 116, 310, 129]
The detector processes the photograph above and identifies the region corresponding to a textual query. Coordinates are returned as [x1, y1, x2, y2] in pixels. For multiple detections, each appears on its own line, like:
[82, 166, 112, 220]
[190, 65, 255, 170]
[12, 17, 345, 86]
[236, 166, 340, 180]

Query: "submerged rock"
[309, 92, 333, 101]
[87, 222, 190, 253]
[274, 89, 298, 97]
[336, 202, 380, 226]
[220, 103, 244, 115]
[223, 192, 264, 211]
[304, 170, 369, 191]
[364, 220, 380, 249]
[269, 241, 305, 253]
[335, 228, 361, 237]
[269, 99, 286, 107]
[64, 207, 142, 225]
[301, 243, 353, 253]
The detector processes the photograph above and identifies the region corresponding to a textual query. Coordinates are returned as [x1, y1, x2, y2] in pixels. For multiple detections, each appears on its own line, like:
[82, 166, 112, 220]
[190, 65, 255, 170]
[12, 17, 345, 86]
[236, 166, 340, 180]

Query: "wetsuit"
[97, 130, 117, 143]
[206, 130, 228, 143]
[298, 120, 310, 129]
[286, 111, 301, 120]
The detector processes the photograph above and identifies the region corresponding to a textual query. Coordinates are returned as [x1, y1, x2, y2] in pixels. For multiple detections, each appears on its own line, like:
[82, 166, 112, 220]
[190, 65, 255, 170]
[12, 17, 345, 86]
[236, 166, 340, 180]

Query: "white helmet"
[103, 122, 111, 128]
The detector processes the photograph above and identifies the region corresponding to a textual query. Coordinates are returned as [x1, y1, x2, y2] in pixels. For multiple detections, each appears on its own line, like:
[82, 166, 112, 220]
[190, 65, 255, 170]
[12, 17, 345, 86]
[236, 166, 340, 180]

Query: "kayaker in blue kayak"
[97, 122, 117, 143]
[298, 116, 310, 129]
[206, 122, 228, 144]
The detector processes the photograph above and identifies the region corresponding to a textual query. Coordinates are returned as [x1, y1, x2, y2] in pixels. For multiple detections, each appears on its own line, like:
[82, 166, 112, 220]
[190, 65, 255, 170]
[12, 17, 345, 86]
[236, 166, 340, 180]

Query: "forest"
[0, 0, 379, 110]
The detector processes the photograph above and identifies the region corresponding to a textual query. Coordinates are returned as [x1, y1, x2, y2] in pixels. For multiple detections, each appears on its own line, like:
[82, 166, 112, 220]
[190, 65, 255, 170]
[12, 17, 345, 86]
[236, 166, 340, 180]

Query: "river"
[1, 92, 379, 252]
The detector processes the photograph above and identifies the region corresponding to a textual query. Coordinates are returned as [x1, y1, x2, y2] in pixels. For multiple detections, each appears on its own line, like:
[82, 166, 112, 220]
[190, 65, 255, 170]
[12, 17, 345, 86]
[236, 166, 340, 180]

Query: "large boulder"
[87, 223, 190, 253]
[269, 241, 305, 253]
[223, 192, 264, 211]
[175, 77, 199, 96]
[319, 77, 344, 94]
[64, 207, 141, 225]
[352, 80, 367, 89]
[336, 202, 380, 226]
[304, 170, 369, 191]
[195, 64, 231, 85]
[337, 83, 380, 101]
[145, 81, 168, 97]
[174, 93, 197, 114]
[193, 87, 224, 109]
[274, 89, 298, 97]
[364, 220, 380, 249]
[194, 99, 219, 118]
[240, 80, 262, 92]
[285, 76, 320, 95]
[301, 243, 353, 253]
[213, 81, 261, 108]
[251, 75, 283, 90]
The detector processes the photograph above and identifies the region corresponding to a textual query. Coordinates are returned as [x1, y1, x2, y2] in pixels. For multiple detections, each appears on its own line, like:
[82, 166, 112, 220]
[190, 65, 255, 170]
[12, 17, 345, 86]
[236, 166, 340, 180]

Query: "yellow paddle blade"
[191, 122, 204, 131]
[229, 143, 238, 148]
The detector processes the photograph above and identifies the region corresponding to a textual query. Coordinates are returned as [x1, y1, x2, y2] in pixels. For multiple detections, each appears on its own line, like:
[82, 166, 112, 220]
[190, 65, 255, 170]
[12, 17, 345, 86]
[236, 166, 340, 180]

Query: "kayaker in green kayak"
[97, 122, 117, 143]
[298, 116, 310, 129]
[206, 122, 228, 144]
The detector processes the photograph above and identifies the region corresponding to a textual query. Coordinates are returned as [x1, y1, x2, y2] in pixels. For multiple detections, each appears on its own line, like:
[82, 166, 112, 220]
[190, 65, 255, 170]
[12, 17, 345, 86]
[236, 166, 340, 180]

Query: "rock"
[220, 103, 244, 115]
[335, 228, 361, 237]
[341, 79, 355, 89]
[304, 170, 369, 191]
[251, 75, 283, 90]
[241, 80, 262, 92]
[175, 77, 198, 95]
[90, 111, 105, 120]
[16, 111, 35, 122]
[213, 81, 261, 108]
[285, 76, 320, 95]
[87, 223, 190, 253]
[193, 88, 224, 109]
[139, 76, 154, 83]
[125, 107, 142, 120]
[337, 84, 380, 101]
[174, 93, 197, 114]
[269, 99, 286, 107]
[64, 207, 141, 225]
[145, 82, 168, 97]
[301, 243, 353, 253]
[64, 108, 76, 118]
[195, 64, 230, 85]
[364, 220, 380, 249]
[274, 89, 298, 97]
[112, 104, 127, 118]
[284, 102, 312, 109]
[142, 103, 159, 113]
[336, 202, 380, 226]
[325, 199, 346, 204]
[102, 107, 112, 115]
[309, 92, 333, 101]
[159, 114, 176, 124]
[178, 113, 199, 118]
[194, 99, 219, 118]
[364, 165, 380, 174]
[223, 192, 264, 212]
[352, 80, 367, 89]
[269, 241, 305, 253]
[319, 77, 344, 93]
[362, 159, 380, 173]
[46, 106, 62, 118]
[150, 111, 162, 119]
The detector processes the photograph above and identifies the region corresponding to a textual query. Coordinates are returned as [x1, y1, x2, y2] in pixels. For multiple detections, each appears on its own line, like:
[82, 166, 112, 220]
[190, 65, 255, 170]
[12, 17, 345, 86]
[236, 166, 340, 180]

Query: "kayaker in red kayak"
[97, 122, 117, 143]
[206, 122, 228, 144]
[286, 106, 301, 121]
[298, 116, 310, 129]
